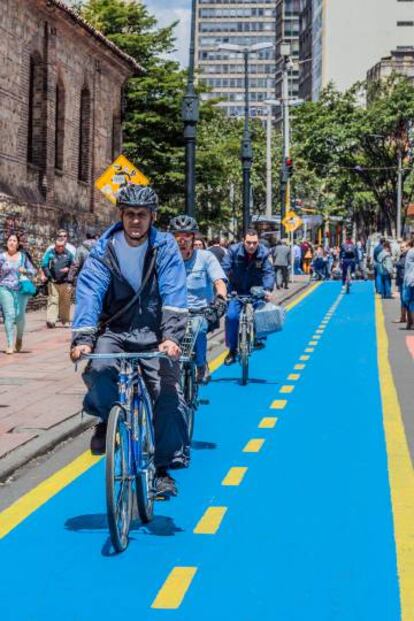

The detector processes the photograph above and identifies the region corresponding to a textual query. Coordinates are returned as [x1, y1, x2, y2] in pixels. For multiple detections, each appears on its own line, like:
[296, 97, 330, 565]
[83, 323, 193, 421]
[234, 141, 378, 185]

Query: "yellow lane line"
[309, 341, 318, 346]
[375, 298, 414, 619]
[294, 364, 305, 370]
[300, 355, 310, 361]
[316, 329, 324, 334]
[209, 350, 228, 373]
[305, 348, 314, 353]
[222, 466, 248, 486]
[0, 451, 102, 539]
[270, 399, 287, 410]
[280, 385, 294, 394]
[287, 374, 300, 381]
[151, 567, 198, 609]
[193, 506, 227, 535]
[312, 335, 321, 340]
[243, 438, 265, 453]
[259, 417, 278, 429]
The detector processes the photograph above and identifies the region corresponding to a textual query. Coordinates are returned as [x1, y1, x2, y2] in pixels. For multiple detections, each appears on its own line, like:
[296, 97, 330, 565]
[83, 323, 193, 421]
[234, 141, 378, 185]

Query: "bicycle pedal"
[199, 399, 210, 405]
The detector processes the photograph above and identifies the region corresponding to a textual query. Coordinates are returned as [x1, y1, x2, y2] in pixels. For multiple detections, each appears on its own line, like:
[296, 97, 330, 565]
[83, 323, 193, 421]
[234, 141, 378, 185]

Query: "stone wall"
[0, 0, 137, 258]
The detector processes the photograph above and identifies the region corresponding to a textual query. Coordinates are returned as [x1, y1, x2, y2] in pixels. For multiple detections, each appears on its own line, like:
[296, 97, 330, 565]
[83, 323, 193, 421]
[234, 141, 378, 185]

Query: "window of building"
[397, 21, 414, 26]
[27, 52, 45, 169]
[55, 80, 65, 171]
[78, 86, 91, 183]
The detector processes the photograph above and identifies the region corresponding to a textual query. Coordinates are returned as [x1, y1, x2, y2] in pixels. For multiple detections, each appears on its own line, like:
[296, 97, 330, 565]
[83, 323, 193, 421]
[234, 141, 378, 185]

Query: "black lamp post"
[182, 0, 199, 217]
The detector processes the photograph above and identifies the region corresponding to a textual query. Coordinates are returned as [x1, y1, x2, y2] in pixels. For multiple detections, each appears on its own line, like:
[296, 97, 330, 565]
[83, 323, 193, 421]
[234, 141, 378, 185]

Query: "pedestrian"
[311, 246, 328, 280]
[373, 237, 385, 294]
[393, 240, 409, 324]
[301, 241, 313, 274]
[41, 234, 74, 328]
[376, 240, 394, 299]
[45, 229, 76, 257]
[0, 232, 36, 354]
[272, 238, 291, 289]
[67, 226, 98, 285]
[293, 241, 302, 274]
[193, 233, 207, 250]
[402, 240, 414, 329]
[208, 237, 227, 264]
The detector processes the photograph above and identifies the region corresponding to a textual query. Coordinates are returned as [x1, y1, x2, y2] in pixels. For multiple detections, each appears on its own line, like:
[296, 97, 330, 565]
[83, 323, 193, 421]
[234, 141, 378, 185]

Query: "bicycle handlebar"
[79, 352, 191, 364]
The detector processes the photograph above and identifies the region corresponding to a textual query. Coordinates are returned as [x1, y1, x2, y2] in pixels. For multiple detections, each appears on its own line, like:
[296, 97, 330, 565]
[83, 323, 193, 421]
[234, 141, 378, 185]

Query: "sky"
[145, 0, 190, 66]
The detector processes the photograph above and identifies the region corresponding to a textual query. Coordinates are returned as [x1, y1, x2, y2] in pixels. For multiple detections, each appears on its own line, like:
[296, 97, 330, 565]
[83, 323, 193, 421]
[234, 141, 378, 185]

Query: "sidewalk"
[0, 276, 309, 480]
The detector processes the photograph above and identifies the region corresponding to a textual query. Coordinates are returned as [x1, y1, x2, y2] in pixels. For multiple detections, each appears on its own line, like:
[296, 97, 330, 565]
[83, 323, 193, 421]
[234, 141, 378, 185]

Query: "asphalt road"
[0, 282, 412, 621]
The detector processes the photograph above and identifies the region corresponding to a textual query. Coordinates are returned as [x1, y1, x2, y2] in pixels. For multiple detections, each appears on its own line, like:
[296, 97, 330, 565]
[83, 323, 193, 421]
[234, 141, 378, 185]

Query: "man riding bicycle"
[70, 184, 189, 498]
[170, 215, 227, 384]
[340, 238, 358, 285]
[222, 228, 275, 366]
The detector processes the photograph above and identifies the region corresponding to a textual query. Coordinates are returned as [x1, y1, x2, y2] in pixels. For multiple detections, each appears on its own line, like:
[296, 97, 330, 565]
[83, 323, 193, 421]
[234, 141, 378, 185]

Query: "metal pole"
[241, 50, 252, 236]
[266, 103, 272, 218]
[397, 147, 402, 239]
[280, 55, 290, 237]
[182, 0, 199, 217]
[290, 230, 295, 284]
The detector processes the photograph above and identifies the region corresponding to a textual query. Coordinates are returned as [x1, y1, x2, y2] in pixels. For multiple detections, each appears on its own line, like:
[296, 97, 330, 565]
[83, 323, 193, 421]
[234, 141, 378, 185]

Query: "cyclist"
[222, 228, 275, 366]
[170, 215, 227, 384]
[340, 238, 358, 286]
[70, 184, 189, 498]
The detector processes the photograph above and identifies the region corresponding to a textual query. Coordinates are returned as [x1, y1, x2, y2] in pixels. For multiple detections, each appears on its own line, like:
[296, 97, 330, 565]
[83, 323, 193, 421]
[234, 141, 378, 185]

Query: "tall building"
[195, 0, 277, 118]
[275, 0, 301, 116]
[299, 0, 414, 101]
[367, 47, 414, 85]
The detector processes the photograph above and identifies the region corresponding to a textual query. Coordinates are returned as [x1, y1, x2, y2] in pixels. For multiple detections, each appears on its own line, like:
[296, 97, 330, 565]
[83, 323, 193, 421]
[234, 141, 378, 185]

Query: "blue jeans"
[225, 298, 263, 352]
[375, 269, 383, 295]
[191, 316, 208, 368]
[380, 275, 392, 299]
[0, 286, 29, 348]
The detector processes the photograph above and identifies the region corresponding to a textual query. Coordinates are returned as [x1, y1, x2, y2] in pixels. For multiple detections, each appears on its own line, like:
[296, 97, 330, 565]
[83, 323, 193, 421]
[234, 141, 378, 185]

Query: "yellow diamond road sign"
[282, 210, 303, 233]
[95, 154, 149, 204]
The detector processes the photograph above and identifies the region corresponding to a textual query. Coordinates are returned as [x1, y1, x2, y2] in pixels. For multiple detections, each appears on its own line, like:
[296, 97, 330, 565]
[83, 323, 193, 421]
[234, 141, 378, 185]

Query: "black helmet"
[169, 215, 199, 234]
[116, 184, 159, 212]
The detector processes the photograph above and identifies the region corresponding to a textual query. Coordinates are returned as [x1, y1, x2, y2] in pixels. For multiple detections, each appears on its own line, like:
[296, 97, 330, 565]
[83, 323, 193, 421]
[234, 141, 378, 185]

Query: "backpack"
[342, 243, 356, 260]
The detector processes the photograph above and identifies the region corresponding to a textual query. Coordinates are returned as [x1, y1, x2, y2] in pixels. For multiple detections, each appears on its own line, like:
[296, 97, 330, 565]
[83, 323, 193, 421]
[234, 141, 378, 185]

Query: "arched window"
[55, 80, 65, 171]
[27, 53, 45, 168]
[78, 86, 91, 182]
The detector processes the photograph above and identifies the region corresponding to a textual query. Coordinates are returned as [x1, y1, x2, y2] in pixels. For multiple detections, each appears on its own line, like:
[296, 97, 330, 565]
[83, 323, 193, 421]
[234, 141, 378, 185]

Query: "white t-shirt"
[113, 231, 148, 292]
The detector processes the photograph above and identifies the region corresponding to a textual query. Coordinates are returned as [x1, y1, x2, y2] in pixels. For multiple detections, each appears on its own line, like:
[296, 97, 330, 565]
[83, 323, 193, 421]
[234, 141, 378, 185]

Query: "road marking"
[194, 506, 227, 534]
[305, 348, 314, 353]
[300, 355, 310, 361]
[222, 466, 248, 486]
[243, 438, 265, 453]
[316, 329, 324, 334]
[309, 341, 318, 346]
[376, 298, 414, 619]
[209, 350, 228, 373]
[287, 373, 300, 381]
[0, 451, 102, 539]
[294, 364, 305, 370]
[152, 567, 197, 609]
[312, 335, 321, 340]
[259, 417, 278, 429]
[280, 385, 294, 394]
[270, 399, 287, 409]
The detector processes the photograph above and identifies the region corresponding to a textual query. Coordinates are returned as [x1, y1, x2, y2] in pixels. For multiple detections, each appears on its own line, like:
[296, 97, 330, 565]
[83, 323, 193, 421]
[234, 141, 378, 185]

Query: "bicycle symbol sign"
[282, 210, 303, 233]
[95, 154, 149, 204]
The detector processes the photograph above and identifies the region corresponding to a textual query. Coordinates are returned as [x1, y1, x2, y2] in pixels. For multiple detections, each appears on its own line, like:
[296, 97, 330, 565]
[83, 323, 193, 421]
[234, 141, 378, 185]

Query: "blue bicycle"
[82, 352, 166, 553]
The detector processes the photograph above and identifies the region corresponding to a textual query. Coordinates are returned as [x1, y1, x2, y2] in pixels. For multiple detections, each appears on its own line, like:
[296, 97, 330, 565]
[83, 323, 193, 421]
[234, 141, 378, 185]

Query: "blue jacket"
[222, 242, 275, 295]
[72, 222, 188, 348]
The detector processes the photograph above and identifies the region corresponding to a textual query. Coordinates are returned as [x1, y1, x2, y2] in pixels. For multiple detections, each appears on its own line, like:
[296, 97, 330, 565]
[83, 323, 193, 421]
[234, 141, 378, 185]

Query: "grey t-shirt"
[113, 231, 148, 292]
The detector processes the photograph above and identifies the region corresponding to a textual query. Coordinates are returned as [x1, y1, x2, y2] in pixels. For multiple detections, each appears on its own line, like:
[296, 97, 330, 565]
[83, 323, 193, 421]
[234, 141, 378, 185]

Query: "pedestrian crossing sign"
[282, 210, 303, 233]
[95, 154, 150, 204]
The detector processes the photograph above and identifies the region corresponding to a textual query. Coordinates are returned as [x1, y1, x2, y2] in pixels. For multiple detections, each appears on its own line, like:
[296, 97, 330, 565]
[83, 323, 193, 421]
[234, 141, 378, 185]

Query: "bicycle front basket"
[254, 303, 285, 337]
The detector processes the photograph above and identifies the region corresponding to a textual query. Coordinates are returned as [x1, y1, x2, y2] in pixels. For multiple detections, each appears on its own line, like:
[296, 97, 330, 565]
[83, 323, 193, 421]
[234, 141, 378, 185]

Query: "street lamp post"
[218, 42, 273, 236]
[280, 42, 291, 238]
[182, 0, 199, 217]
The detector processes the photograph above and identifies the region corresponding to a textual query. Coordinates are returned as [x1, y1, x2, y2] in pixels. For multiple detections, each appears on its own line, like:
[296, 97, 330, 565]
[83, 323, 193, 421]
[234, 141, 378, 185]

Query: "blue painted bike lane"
[0, 282, 401, 620]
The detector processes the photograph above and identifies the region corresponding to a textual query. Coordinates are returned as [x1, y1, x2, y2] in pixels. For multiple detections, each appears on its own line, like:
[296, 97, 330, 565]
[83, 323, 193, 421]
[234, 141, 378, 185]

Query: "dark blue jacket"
[72, 222, 188, 349]
[222, 242, 275, 295]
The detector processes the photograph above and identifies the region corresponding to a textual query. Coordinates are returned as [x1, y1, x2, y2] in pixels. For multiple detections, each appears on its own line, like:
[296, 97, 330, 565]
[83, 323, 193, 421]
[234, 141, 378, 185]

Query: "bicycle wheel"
[106, 404, 132, 553]
[135, 395, 155, 523]
[240, 323, 249, 386]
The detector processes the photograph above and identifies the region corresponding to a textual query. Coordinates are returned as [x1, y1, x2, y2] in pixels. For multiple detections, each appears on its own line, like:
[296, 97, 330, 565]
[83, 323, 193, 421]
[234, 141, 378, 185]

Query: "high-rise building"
[299, 0, 414, 101]
[367, 47, 414, 85]
[195, 0, 277, 118]
[275, 0, 301, 117]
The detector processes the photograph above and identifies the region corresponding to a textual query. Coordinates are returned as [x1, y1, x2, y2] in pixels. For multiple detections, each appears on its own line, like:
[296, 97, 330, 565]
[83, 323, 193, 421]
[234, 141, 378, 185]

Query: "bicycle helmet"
[116, 184, 159, 212]
[169, 215, 199, 234]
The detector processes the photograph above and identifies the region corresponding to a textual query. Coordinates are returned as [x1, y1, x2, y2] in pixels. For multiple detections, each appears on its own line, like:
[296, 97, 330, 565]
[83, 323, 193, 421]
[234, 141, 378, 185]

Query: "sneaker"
[253, 340, 265, 350]
[90, 422, 107, 455]
[196, 365, 210, 384]
[15, 338, 22, 353]
[46, 321, 55, 329]
[154, 469, 178, 499]
[224, 351, 237, 366]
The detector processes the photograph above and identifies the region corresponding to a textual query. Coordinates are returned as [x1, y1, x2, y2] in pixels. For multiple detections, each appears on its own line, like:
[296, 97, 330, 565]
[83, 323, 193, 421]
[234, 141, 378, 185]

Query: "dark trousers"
[83, 331, 189, 469]
[275, 265, 289, 288]
[342, 260, 355, 284]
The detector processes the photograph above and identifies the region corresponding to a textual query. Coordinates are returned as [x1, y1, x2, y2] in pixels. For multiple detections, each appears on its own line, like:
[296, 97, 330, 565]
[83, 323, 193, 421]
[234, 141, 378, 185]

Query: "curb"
[0, 280, 310, 483]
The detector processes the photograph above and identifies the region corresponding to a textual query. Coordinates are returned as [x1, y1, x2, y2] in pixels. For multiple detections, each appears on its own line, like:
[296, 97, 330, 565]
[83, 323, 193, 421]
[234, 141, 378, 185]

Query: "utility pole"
[266, 101, 272, 218]
[182, 0, 199, 217]
[280, 42, 291, 237]
[241, 49, 253, 236]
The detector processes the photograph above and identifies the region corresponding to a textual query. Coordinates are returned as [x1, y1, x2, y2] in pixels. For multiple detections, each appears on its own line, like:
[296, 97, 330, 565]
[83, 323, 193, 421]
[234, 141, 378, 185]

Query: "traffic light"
[285, 157, 293, 178]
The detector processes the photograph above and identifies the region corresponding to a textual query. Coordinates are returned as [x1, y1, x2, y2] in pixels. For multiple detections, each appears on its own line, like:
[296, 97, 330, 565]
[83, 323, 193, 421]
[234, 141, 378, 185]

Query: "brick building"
[0, 0, 141, 261]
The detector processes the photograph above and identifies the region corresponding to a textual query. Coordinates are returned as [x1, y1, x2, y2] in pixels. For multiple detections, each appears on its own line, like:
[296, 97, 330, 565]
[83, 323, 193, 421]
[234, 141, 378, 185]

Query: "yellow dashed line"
[193, 507, 227, 535]
[305, 348, 314, 353]
[243, 438, 265, 453]
[300, 355, 310, 361]
[152, 567, 197, 609]
[222, 467, 248, 486]
[294, 364, 305, 370]
[270, 399, 287, 410]
[259, 417, 278, 429]
[312, 335, 321, 340]
[287, 374, 300, 381]
[280, 385, 294, 394]
[309, 341, 318, 346]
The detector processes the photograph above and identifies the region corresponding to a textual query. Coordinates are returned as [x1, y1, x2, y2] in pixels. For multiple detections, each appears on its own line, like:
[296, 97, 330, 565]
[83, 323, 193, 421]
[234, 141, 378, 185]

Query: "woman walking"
[403, 240, 414, 329]
[0, 233, 36, 354]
